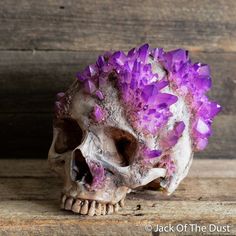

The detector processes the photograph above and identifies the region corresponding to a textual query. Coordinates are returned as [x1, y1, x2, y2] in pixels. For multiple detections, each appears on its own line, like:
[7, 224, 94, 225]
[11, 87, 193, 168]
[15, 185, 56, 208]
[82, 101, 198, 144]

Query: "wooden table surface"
[0, 159, 235, 235]
[0, 0, 235, 159]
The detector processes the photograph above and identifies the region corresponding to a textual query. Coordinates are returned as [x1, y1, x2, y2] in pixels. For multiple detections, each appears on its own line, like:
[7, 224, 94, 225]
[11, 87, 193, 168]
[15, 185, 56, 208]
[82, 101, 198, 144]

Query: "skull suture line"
[48, 44, 221, 216]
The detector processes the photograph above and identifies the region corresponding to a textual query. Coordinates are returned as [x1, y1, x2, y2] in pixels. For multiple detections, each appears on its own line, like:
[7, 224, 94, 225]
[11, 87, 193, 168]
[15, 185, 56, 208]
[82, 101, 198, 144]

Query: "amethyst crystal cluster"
[76, 44, 221, 152]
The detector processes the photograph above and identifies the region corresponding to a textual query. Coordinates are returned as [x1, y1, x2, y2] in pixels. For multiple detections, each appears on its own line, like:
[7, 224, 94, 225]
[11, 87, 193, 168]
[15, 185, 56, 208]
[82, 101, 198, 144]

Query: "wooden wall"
[0, 0, 235, 158]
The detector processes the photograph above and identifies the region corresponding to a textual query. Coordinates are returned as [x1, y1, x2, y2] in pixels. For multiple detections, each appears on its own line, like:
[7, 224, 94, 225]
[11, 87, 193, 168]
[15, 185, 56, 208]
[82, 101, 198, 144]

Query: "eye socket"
[54, 118, 83, 154]
[105, 127, 138, 166]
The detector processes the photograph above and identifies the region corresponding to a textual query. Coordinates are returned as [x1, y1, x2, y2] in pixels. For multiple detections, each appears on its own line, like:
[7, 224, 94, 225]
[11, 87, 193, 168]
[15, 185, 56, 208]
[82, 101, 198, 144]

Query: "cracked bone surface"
[48, 44, 221, 215]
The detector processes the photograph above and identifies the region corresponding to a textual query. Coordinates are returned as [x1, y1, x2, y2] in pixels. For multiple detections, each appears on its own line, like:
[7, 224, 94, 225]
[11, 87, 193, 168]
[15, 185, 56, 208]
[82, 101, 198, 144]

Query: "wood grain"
[0, 159, 235, 235]
[0, 201, 235, 236]
[1, 177, 235, 201]
[0, 0, 235, 51]
[0, 51, 235, 114]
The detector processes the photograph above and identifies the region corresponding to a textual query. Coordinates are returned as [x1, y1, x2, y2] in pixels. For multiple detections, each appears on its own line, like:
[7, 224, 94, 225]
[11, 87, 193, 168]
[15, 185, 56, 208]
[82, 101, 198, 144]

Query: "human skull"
[48, 44, 221, 216]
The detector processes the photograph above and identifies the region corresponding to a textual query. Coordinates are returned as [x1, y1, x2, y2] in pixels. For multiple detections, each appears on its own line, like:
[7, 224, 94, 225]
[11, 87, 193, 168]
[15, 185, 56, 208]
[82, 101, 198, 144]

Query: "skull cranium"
[48, 44, 221, 216]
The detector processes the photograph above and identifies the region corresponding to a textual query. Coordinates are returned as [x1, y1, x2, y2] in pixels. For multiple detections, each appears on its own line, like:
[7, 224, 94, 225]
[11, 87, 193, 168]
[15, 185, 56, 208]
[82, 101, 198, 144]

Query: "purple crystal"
[148, 109, 156, 115]
[84, 64, 98, 77]
[195, 118, 211, 136]
[196, 138, 208, 151]
[74, 44, 221, 150]
[196, 63, 210, 77]
[132, 59, 141, 73]
[195, 76, 212, 92]
[141, 85, 155, 102]
[173, 49, 188, 62]
[151, 48, 164, 60]
[112, 51, 126, 66]
[84, 79, 96, 94]
[127, 47, 136, 58]
[95, 90, 104, 100]
[76, 72, 86, 82]
[155, 79, 169, 90]
[164, 49, 188, 71]
[138, 44, 149, 63]
[162, 121, 185, 149]
[87, 161, 105, 189]
[175, 121, 185, 136]
[91, 104, 105, 123]
[154, 93, 178, 106]
[96, 55, 106, 68]
[159, 47, 221, 150]
[149, 150, 162, 158]
[56, 92, 65, 100]
[143, 147, 162, 159]
[193, 64, 212, 92]
[98, 74, 107, 88]
[198, 101, 221, 120]
[208, 102, 222, 117]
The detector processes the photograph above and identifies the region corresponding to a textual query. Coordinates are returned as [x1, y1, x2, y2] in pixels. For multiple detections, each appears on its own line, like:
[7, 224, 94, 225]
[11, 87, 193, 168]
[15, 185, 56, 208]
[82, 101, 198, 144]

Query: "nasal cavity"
[71, 149, 93, 185]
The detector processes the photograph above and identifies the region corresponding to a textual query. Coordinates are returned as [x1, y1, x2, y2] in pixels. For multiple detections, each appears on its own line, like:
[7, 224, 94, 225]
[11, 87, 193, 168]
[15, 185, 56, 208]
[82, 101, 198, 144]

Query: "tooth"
[119, 198, 125, 208]
[80, 200, 89, 215]
[95, 202, 102, 216]
[65, 197, 74, 210]
[72, 199, 81, 213]
[60, 195, 67, 209]
[107, 204, 114, 215]
[114, 203, 120, 213]
[101, 204, 106, 215]
[88, 201, 96, 216]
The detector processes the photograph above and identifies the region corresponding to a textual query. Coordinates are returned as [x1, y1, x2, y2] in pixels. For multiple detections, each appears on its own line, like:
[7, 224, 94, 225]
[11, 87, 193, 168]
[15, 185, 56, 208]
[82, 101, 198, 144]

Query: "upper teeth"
[61, 195, 124, 216]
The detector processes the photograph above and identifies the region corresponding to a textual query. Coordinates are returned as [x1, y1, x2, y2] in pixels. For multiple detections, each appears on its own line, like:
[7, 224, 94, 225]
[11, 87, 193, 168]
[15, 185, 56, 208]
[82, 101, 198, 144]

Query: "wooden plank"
[0, 114, 235, 159]
[0, 51, 235, 114]
[189, 160, 236, 178]
[0, 51, 95, 96]
[0, 200, 235, 236]
[0, 159, 52, 177]
[0, 159, 235, 235]
[0, 177, 235, 201]
[0, 0, 235, 51]
[1, 159, 235, 178]
[0, 113, 51, 158]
